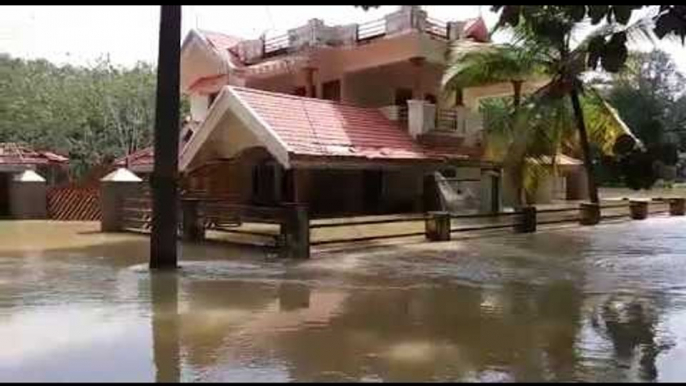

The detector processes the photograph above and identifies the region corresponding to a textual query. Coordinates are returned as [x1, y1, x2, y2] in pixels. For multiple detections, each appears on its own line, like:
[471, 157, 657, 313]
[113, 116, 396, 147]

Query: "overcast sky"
[1, 5, 685, 72]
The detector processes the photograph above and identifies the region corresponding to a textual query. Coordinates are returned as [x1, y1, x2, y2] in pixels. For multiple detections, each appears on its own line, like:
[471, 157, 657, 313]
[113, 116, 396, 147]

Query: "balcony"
[382, 101, 483, 147]
[237, 6, 456, 65]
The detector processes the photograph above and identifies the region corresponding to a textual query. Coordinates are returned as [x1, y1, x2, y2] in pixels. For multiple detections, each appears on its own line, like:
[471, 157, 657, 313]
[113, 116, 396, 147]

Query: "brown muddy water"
[1, 218, 686, 382]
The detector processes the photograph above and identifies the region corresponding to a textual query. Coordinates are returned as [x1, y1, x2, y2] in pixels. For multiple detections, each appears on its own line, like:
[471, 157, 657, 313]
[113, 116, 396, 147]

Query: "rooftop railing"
[356, 18, 386, 42]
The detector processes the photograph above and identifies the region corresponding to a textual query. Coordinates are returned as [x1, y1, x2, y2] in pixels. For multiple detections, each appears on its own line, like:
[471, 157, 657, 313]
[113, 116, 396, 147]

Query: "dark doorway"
[322, 80, 341, 102]
[395, 88, 414, 106]
[423, 173, 441, 212]
[0, 173, 11, 217]
[363, 170, 383, 213]
[252, 162, 279, 206]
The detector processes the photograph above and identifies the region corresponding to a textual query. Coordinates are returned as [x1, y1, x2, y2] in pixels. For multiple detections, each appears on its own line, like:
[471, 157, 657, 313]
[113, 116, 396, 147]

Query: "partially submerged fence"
[113, 195, 685, 259]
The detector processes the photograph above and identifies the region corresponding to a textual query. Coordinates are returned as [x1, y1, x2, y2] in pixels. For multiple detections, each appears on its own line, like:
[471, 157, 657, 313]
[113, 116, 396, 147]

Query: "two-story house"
[125, 6, 547, 217]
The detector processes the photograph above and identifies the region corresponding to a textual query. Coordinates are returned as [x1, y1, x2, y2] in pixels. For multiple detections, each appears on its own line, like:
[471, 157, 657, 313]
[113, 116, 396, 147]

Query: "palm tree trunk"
[569, 88, 600, 204]
[511, 80, 525, 207]
[150, 5, 181, 269]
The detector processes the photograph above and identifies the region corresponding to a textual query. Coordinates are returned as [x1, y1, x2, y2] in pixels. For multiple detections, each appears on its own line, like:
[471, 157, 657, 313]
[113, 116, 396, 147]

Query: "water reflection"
[150, 271, 180, 383]
[1, 219, 686, 381]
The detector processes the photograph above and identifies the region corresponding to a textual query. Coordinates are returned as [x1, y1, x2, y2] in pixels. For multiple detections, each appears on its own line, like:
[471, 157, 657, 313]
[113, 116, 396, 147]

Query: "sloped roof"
[0, 142, 68, 167]
[231, 86, 476, 163]
[198, 30, 243, 52]
[113, 147, 154, 170]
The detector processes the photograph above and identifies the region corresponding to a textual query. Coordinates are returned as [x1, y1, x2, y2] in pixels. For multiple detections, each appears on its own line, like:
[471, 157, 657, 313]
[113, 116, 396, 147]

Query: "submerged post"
[281, 203, 310, 259]
[150, 5, 182, 270]
[579, 202, 600, 225]
[181, 199, 205, 241]
[425, 211, 451, 241]
[629, 200, 648, 220]
[669, 198, 685, 216]
[514, 206, 536, 233]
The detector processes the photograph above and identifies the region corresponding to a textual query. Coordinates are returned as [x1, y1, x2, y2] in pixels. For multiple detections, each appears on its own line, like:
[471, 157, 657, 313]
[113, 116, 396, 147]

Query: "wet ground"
[1, 217, 686, 382]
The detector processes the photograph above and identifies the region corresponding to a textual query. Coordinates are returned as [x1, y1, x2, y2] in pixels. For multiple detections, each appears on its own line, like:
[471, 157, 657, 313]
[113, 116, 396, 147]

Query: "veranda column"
[409, 57, 425, 100]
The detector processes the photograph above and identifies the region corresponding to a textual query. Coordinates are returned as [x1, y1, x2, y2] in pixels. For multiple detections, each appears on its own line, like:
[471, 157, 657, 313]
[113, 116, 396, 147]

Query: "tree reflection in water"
[592, 294, 671, 381]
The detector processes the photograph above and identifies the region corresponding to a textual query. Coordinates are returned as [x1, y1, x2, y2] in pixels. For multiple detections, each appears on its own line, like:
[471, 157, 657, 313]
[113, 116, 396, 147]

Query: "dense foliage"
[0, 54, 188, 179]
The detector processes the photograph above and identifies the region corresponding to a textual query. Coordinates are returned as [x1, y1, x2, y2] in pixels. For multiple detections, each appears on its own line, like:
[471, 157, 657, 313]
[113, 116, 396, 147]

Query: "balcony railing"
[357, 18, 386, 42]
[435, 107, 463, 133]
[426, 17, 449, 40]
[263, 34, 290, 57]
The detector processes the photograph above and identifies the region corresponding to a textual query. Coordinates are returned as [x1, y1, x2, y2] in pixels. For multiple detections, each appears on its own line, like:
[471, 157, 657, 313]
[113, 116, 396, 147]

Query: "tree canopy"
[0, 54, 188, 179]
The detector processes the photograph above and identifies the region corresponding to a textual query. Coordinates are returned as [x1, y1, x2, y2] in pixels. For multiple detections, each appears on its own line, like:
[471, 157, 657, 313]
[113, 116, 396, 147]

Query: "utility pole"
[150, 5, 181, 269]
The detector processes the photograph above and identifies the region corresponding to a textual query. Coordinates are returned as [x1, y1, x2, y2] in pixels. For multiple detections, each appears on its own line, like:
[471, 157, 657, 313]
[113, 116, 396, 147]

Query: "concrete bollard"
[668, 198, 685, 216]
[181, 199, 205, 241]
[629, 200, 648, 220]
[425, 211, 451, 241]
[100, 168, 143, 232]
[514, 206, 536, 233]
[579, 202, 600, 225]
[281, 203, 310, 259]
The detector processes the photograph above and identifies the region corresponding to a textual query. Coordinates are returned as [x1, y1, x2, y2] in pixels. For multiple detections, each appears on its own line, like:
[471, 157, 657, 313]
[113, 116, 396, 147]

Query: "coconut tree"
[443, 13, 658, 206]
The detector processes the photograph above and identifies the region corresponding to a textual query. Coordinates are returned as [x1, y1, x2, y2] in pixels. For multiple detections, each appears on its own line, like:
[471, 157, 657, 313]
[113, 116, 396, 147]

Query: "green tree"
[0, 54, 189, 179]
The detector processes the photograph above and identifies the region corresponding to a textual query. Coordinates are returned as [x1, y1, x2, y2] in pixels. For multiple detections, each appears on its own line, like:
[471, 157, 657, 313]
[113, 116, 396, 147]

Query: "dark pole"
[150, 5, 181, 269]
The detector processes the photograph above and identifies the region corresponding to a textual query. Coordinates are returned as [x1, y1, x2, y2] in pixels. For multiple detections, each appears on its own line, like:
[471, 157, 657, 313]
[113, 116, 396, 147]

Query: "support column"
[425, 211, 451, 241]
[150, 5, 182, 270]
[181, 199, 205, 241]
[281, 203, 310, 259]
[304, 67, 316, 98]
[409, 57, 425, 100]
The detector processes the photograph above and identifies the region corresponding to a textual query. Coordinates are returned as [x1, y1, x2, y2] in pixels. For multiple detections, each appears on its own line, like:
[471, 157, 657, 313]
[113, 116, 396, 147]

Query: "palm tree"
[442, 14, 657, 206]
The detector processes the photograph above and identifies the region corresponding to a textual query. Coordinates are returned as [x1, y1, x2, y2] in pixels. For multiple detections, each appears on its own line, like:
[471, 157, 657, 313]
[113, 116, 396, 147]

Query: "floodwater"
[1, 218, 686, 382]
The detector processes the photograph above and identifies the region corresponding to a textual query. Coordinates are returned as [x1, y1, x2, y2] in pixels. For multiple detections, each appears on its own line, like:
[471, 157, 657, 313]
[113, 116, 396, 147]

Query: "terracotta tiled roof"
[232, 87, 476, 162]
[0, 142, 68, 166]
[198, 30, 242, 52]
[114, 147, 154, 169]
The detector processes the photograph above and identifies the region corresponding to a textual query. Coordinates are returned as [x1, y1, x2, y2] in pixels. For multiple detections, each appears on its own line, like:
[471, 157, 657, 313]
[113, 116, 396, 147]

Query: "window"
[394, 88, 413, 106]
[322, 80, 341, 102]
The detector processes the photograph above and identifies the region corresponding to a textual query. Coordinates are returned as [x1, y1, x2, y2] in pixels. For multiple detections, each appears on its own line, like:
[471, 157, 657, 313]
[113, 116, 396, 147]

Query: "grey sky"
[1, 5, 684, 73]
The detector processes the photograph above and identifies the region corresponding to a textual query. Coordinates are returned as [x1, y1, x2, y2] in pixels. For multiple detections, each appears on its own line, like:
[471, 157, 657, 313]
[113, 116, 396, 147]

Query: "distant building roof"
[0, 142, 68, 169]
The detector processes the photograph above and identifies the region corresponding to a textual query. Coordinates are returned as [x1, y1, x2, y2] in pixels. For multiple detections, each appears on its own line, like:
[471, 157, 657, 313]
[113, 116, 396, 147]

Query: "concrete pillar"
[281, 203, 310, 259]
[9, 170, 47, 219]
[407, 100, 435, 138]
[480, 169, 501, 213]
[669, 198, 685, 216]
[410, 57, 425, 100]
[181, 199, 205, 241]
[425, 211, 451, 241]
[514, 206, 536, 233]
[629, 200, 648, 220]
[579, 202, 600, 225]
[100, 167, 143, 232]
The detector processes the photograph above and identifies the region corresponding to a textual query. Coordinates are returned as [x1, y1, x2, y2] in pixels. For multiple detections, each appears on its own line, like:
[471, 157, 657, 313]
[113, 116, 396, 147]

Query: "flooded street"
[1, 218, 686, 382]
